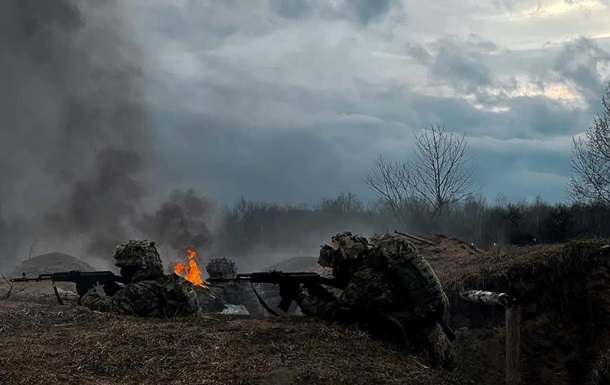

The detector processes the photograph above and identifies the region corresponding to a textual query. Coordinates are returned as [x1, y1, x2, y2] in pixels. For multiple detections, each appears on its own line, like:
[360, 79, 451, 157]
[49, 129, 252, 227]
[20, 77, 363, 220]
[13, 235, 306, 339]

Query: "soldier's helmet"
[114, 240, 164, 281]
[206, 258, 237, 279]
[318, 231, 370, 268]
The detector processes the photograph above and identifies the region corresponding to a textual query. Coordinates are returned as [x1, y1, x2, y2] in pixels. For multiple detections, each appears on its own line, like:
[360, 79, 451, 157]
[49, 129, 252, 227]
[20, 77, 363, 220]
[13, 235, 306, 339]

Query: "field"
[0, 299, 457, 385]
[2, 236, 610, 384]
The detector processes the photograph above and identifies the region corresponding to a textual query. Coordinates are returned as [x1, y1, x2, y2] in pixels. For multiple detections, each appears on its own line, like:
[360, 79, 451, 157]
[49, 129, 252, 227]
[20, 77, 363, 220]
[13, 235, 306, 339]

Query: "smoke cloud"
[136, 189, 216, 254]
[0, 0, 152, 266]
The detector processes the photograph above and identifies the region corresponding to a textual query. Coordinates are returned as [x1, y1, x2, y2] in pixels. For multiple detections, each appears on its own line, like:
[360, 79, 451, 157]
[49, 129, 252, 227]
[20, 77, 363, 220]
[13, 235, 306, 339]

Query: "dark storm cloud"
[407, 37, 496, 93]
[118, 0, 610, 214]
[554, 37, 610, 108]
[268, 0, 397, 25]
[349, 0, 395, 25]
[269, 0, 313, 19]
[151, 111, 370, 205]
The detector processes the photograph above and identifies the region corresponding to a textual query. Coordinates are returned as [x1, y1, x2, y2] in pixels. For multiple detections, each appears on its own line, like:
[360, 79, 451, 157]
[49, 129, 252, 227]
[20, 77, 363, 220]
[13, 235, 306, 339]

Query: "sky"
[123, 0, 610, 205]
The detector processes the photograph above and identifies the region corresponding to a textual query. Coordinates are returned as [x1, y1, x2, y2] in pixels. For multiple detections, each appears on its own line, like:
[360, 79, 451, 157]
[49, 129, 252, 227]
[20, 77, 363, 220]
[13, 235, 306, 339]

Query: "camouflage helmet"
[318, 231, 370, 268]
[114, 240, 164, 281]
[206, 257, 237, 279]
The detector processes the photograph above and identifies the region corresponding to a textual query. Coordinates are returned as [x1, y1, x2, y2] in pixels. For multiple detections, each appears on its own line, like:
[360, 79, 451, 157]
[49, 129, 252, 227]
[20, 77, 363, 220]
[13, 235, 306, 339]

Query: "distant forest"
[213, 192, 609, 260]
[216, 83, 610, 260]
[2, 83, 609, 266]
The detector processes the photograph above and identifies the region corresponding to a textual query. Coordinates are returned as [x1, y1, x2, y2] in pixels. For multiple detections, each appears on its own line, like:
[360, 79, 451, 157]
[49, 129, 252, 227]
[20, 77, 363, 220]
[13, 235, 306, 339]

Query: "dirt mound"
[0, 302, 457, 385]
[414, 235, 488, 288]
[2, 253, 95, 299]
[422, 237, 610, 385]
[11, 252, 94, 276]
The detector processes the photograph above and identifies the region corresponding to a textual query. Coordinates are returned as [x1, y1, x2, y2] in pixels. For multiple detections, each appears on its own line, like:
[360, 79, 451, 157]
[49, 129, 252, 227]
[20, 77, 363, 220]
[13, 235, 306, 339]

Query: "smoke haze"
[3, 1, 608, 274]
[0, 0, 149, 268]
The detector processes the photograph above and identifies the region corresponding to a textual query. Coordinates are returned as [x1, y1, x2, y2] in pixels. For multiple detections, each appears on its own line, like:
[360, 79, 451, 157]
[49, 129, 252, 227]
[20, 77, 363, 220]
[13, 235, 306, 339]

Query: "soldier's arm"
[110, 283, 161, 317]
[298, 267, 394, 321]
[80, 288, 114, 313]
[176, 278, 202, 317]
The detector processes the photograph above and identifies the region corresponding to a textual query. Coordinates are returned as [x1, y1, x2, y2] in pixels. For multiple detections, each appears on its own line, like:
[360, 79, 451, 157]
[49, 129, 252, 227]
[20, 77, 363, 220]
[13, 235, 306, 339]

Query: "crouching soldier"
[80, 240, 202, 318]
[206, 258, 268, 318]
[295, 232, 455, 370]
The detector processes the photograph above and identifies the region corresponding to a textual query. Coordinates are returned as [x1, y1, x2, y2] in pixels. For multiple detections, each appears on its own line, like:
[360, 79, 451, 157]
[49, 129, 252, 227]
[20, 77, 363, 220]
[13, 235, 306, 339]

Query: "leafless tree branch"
[569, 83, 610, 204]
[364, 123, 480, 225]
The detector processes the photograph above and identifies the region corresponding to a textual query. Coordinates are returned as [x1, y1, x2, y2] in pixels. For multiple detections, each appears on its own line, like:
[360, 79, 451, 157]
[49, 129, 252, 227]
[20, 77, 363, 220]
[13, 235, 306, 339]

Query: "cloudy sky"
[123, 0, 610, 205]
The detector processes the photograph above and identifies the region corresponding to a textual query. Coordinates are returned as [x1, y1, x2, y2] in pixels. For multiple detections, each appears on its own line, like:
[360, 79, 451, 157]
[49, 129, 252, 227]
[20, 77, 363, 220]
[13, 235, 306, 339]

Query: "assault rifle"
[208, 270, 456, 342]
[207, 271, 342, 313]
[9, 270, 124, 304]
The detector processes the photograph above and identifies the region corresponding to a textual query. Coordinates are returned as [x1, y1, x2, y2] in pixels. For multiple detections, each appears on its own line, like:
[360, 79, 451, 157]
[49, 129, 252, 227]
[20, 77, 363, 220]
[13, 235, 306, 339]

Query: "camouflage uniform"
[80, 240, 201, 318]
[297, 232, 455, 369]
[205, 258, 268, 318]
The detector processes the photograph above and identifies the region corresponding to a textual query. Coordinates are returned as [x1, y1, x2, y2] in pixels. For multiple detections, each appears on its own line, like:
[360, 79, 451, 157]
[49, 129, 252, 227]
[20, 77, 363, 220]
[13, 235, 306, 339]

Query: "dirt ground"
[3, 236, 610, 385]
[0, 296, 459, 385]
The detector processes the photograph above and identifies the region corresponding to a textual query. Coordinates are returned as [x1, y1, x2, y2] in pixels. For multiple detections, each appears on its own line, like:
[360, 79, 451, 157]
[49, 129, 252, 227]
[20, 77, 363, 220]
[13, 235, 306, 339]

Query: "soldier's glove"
[304, 284, 336, 302]
[295, 292, 307, 305]
[103, 281, 123, 297]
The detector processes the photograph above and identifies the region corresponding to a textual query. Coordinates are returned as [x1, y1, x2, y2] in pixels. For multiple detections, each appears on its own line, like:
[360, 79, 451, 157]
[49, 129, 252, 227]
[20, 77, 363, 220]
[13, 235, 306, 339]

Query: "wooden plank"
[505, 306, 522, 385]
[394, 230, 437, 245]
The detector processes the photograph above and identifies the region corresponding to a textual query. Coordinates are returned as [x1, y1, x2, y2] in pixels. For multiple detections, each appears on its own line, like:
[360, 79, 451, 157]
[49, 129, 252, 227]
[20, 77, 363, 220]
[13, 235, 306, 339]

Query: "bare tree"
[411, 123, 479, 215]
[320, 192, 363, 214]
[569, 83, 610, 203]
[363, 156, 413, 225]
[364, 123, 479, 224]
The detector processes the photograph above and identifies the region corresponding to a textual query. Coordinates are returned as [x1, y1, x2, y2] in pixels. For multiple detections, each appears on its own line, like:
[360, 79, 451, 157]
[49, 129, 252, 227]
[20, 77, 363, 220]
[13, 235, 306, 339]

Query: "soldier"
[80, 240, 202, 318]
[205, 258, 268, 318]
[295, 231, 455, 369]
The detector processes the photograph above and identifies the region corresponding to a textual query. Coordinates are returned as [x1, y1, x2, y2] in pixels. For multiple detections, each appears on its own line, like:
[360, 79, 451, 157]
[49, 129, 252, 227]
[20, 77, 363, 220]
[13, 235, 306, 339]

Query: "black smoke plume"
[0, 0, 149, 263]
[136, 189, 216, 253]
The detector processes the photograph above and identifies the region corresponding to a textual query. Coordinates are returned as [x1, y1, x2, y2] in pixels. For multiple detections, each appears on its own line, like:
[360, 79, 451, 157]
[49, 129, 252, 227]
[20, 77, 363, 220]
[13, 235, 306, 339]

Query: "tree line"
[212, 191, 610, 260]
[2, 84, 610, 264]
[214, 82, 610, 259]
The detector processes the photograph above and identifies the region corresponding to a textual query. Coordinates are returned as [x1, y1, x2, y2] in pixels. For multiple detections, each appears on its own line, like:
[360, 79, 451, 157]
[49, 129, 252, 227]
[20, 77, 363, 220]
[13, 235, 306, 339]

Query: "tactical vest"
[133, 275, 201, 317]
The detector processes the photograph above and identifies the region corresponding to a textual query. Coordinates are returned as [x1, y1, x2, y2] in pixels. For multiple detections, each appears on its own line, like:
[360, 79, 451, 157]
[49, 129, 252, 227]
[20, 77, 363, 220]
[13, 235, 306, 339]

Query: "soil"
[2, 238, 610, 385]
[10, 252, 94, 276]
[0, 298, 457, 385]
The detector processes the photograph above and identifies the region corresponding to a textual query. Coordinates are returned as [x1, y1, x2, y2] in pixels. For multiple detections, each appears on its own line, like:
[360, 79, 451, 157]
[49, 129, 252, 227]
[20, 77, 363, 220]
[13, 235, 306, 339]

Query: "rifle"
[207, 271, 342, 313]
[9, 270, 124, 304]
[208, 270, 456, 342]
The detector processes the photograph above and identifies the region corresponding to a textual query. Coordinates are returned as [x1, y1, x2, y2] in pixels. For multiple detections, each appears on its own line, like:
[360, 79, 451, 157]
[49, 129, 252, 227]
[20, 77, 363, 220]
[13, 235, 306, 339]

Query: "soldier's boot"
[421, 322, 456, 371]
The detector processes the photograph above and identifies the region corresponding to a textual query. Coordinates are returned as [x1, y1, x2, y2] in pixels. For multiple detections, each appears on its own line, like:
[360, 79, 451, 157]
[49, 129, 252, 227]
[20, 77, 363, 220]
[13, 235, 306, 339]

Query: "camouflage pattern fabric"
[369, 233, 449, 321]
[298, 265, 394, 321]
[80, 240, 201, 318]
[420, 322, 456, 370]
[81, 274, 201, 318]
[206, 257, 237, 279]
[299, 231, 454, 369]
[205, 258, 267, 318]
[318, 231, 370, 267]
[114, 240, 164, 282]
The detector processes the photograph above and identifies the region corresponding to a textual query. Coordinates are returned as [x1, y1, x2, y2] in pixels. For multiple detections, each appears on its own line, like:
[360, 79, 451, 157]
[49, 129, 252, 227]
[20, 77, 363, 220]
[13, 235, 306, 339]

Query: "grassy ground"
[0, 300, 458, 385]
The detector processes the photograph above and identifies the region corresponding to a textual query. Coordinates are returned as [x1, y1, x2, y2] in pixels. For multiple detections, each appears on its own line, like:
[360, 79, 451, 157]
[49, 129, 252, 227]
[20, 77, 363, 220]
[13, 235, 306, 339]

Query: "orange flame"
[174, 248, 208, 289]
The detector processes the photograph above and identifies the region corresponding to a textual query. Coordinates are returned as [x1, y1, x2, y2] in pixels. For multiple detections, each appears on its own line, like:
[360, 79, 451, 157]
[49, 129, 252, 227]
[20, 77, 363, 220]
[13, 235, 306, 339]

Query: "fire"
[174, 248, 208, 289]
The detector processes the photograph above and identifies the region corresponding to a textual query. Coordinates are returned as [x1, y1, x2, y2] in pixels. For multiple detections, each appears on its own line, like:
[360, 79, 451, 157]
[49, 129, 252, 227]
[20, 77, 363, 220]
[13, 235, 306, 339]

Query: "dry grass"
[0, 301, 455, 385]
[588, 348, 610, 385]
[419, 237, 610, 295]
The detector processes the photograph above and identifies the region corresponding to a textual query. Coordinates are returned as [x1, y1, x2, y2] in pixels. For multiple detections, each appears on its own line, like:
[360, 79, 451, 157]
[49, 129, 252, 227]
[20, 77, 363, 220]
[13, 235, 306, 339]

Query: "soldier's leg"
[420, 322, 456, 370]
